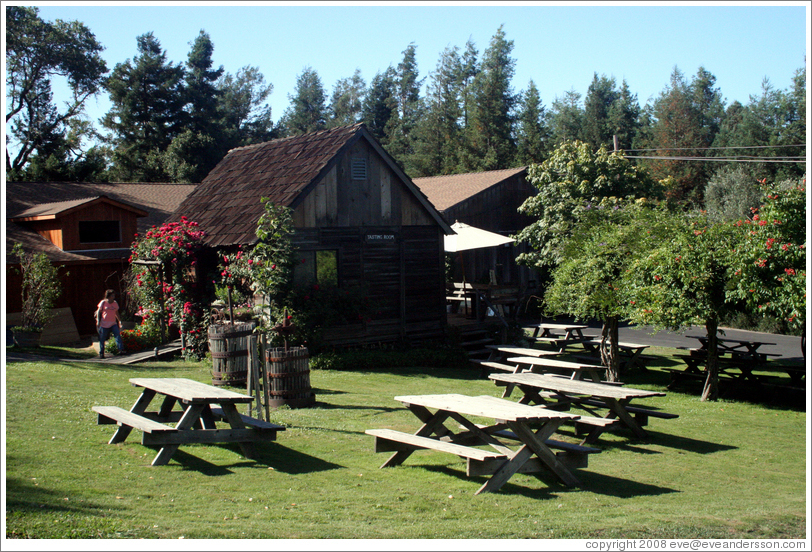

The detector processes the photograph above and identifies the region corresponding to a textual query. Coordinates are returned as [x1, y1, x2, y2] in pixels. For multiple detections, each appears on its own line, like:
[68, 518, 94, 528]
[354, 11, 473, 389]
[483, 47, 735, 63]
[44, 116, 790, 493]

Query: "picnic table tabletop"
[485, 345, 561, 358]
[368, 393, 587, 493]
[489, 372, 670, 443]
[506, 356, 607, 382]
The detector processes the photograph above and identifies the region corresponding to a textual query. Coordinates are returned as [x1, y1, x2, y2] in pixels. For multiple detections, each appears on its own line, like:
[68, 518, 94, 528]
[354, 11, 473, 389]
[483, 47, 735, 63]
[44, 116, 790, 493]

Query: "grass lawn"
[4, 346, 808, 540]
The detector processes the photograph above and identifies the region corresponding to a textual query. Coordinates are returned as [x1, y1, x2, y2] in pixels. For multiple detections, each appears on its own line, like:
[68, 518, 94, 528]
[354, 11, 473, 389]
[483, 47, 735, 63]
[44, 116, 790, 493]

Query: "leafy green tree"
[515, 140, 660, 269]
[729, 178, 806, 338]
[102, 32, 185, 181]
[703, 165, 762, 224]
[328, 69, 366, 127]
[6, 6, 107, 178]
[515, 80, 550, 165]
[544, 198, 653, 381]
[623, 210, 738, 401]
[280, 66, 327, 135]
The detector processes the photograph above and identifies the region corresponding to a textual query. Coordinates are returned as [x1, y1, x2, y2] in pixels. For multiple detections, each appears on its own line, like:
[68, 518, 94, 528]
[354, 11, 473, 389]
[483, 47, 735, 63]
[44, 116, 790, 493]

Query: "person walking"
[96, 289, 125, 358]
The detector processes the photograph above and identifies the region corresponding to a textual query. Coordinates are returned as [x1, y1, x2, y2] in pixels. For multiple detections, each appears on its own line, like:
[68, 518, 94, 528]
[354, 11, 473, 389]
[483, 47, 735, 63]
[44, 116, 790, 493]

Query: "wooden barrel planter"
[209, 321, 256, 387]
[265, 346, 315, 408]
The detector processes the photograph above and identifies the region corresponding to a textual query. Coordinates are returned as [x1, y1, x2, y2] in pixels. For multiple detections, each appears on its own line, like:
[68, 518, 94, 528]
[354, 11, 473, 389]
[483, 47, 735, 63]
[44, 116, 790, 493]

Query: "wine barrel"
[265, 346, 315, 408]
[208, 321, 256, 386]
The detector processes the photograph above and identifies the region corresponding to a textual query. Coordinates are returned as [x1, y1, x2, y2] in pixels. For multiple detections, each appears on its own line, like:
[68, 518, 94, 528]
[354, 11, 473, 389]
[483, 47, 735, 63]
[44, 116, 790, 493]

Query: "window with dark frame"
[294, 250, 339, 287]
[78, 220, 121, 244]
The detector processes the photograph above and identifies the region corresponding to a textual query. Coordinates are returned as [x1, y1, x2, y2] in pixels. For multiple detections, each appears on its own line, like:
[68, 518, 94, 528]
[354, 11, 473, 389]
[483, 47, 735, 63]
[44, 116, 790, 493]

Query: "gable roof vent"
[351, 157, 367, 180]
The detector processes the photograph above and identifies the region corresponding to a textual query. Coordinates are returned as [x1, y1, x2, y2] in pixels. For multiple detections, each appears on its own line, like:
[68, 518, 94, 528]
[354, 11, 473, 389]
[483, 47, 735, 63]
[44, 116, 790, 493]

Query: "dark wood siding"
[295, 225, 445, 347]
[443, 173, 540, 287]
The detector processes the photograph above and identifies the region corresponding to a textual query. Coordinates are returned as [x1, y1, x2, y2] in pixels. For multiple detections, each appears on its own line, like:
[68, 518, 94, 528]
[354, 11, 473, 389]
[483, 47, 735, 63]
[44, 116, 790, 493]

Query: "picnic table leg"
[109, 388, 156, 444]
[476, 420, 578, 494]
[151, 403, 204, 466]
[380, 408, 451, 468]
[602, 398, 648, 440]
[218, 403, 257, 460]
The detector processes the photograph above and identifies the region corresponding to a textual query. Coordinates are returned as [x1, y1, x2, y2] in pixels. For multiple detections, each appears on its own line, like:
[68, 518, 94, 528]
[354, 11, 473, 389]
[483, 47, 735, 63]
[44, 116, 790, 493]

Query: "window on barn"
[294, 250, 338, 287]
[351, 157, 367, 180]
[78, 220, 121, 244]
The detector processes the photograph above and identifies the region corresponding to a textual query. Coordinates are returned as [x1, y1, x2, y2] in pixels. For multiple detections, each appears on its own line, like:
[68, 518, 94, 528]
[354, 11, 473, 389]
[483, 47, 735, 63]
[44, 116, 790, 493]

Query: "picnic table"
[581, 340, 651, 371]
[668, 353, 804, 392]
[489, 372, 676, 444]
[528, 323, 592, 352]
[471, 345, 561, 376]
[685, 334, 778, 362]
[506, 356, 607, 382]
[93, 377, 285, 466]
[366, 393, 598, 494]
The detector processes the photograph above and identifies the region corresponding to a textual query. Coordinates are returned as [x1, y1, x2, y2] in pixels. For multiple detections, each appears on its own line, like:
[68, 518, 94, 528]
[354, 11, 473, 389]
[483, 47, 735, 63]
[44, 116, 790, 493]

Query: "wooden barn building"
[6, 182, 196, 340]
[413, 167, 540, 289]
[172, 123, 454, 347]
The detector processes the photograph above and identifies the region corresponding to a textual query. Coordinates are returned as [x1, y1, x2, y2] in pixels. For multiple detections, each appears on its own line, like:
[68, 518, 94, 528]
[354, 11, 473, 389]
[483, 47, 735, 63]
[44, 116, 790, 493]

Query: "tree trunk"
[701, 317, 719, 401]
[601, 317, 621, 382]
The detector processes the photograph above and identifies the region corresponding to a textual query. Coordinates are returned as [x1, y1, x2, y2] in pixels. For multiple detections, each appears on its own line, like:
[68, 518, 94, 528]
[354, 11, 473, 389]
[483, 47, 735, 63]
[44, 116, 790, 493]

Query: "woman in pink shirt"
[96, 289, 125, 358]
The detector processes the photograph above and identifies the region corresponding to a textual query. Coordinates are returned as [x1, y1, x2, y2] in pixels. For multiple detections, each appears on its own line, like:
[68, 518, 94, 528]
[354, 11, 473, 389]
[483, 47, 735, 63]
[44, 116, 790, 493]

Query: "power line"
[625, 155, 806, 164]
[623, 144, 806, 153]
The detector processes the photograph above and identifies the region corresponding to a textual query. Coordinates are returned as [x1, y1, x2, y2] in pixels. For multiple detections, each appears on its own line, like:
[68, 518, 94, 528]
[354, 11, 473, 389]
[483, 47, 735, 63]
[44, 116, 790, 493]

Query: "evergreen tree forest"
[6, 8, 807, 211]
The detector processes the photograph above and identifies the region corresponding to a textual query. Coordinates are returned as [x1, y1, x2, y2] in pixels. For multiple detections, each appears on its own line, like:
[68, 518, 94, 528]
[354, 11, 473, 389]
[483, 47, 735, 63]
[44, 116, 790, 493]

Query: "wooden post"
[613, 134, 619, 152]
[261, 333, 270, 422]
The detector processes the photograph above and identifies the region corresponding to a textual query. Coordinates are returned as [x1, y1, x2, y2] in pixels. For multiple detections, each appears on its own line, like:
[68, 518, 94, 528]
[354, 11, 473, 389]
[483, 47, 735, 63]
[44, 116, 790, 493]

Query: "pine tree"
[549, 89, 584, 146]
[280, 66, 327, 135]
[361, 67, 398, 145]
[163, 30, 226, 182]
[515, 80, 550, 165]
[459, 25, 517, 171]
[102, 32, 185, 181]
[410, 46, 464, 176]
[608, 79, 640, 151]
[583, 73, 619, 150]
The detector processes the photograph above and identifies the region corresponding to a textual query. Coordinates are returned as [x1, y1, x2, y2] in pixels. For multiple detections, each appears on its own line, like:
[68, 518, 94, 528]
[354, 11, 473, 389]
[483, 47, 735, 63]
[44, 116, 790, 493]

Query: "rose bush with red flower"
[128, 217, 209, 359]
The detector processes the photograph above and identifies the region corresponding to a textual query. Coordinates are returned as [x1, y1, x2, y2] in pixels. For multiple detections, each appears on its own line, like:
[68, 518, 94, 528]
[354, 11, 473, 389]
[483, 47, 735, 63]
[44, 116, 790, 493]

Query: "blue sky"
[20, 2, 812, 130]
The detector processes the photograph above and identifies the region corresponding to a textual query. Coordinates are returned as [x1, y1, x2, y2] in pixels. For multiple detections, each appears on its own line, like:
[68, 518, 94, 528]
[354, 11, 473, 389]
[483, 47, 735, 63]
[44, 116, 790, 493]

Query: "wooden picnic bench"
[366, 393, 593, 494]
[93, 377, 285, 466]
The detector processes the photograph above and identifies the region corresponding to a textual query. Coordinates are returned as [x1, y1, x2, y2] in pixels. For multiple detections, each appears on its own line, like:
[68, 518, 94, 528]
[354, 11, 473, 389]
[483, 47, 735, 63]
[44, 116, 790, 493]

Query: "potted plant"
[9, 244, 66, 348]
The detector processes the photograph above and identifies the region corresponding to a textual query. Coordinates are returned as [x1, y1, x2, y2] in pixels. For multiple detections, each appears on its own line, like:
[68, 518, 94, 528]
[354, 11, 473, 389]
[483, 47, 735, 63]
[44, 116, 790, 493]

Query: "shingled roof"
[173, 123, 451, 246]
[6, 182, 196, 262]
[412, 166, 527, 212]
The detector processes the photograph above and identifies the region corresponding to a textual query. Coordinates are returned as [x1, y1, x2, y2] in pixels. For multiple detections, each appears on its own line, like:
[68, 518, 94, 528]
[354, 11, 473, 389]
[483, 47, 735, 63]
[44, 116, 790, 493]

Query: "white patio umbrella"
[444, 221, 515, 253]
[445, 222, 515, 316]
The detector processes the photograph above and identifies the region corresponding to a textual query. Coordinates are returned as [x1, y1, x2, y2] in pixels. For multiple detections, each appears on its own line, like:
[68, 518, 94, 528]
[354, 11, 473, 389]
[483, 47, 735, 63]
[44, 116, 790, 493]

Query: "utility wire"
[623, 144, 806, 153]
[625, 155, 806, 164]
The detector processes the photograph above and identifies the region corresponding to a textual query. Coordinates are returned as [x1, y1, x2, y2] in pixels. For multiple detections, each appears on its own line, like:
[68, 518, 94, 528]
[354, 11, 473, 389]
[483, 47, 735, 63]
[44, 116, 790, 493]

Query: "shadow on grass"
[578, 471, 680, 498]
[167, 441, 344, 475]
[5, 474, 124, 515]
[418, 463, 679, 499]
